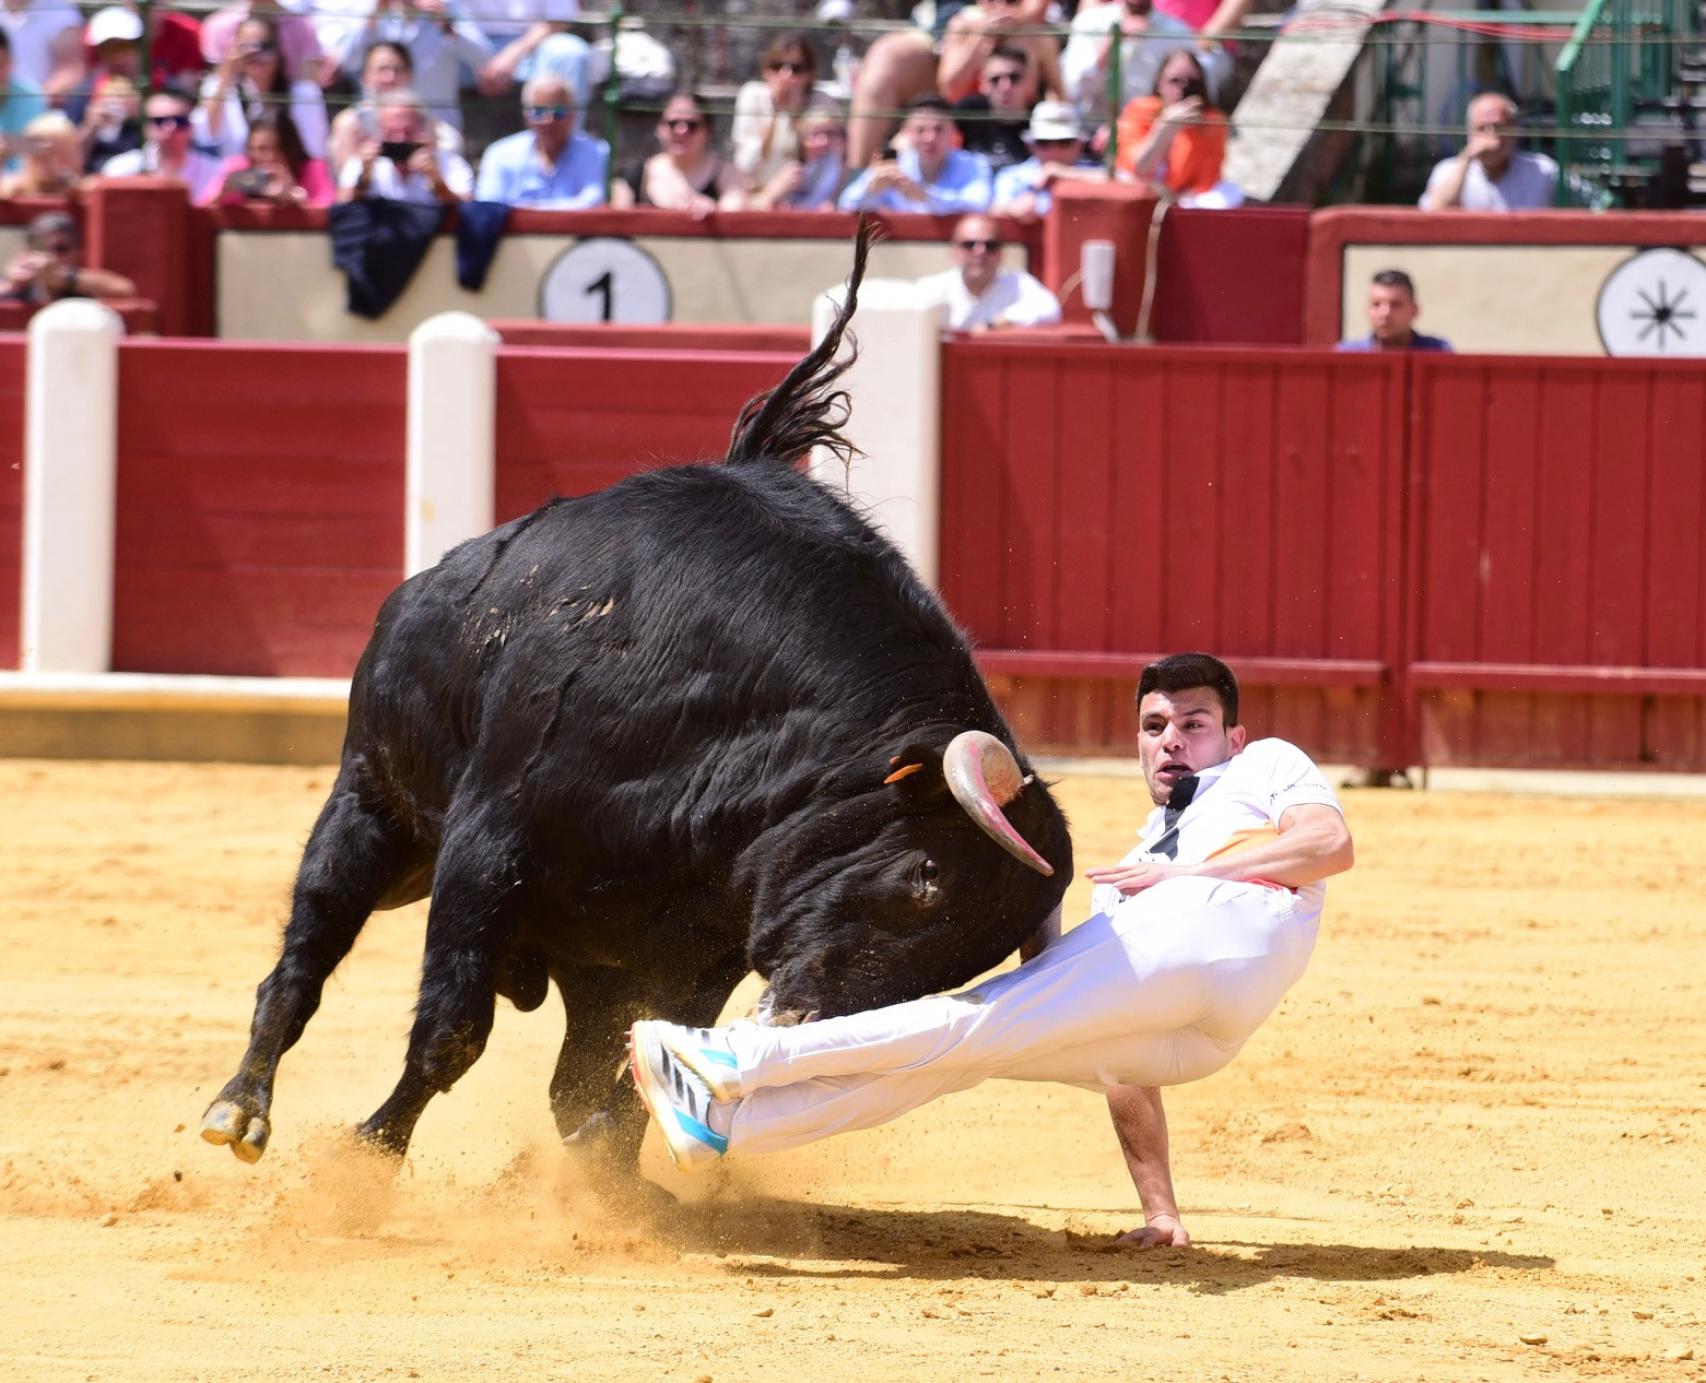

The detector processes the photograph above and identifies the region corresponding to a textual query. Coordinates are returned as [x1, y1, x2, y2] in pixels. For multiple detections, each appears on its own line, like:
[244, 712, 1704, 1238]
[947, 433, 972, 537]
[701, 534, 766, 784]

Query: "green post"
[603, 0, 624, 199]
[1104, 21, 1122, 175]
[137, 0, 154, 99]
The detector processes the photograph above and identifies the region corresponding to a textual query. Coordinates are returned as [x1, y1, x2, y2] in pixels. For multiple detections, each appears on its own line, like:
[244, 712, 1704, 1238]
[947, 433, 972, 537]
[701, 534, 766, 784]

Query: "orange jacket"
[1115, 96, 1228, 196]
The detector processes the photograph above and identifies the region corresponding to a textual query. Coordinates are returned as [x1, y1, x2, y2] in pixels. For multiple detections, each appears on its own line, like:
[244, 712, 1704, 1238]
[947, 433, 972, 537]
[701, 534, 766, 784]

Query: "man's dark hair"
[906, 94, 955, 119]
[986, 44, 1028, 69]
[25, 211, 80, 251]
[1137, 652, 1240, 726]
[1371, 268, 1416, 296]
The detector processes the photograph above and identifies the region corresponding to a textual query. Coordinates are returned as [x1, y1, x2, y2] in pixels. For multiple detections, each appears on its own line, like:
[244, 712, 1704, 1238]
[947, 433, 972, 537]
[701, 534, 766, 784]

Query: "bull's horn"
[942, 730, 1055, 877]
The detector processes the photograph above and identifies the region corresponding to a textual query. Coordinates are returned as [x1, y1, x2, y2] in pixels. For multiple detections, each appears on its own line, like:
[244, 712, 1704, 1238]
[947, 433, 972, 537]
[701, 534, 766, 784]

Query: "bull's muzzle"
[943, 730, 1055, 876]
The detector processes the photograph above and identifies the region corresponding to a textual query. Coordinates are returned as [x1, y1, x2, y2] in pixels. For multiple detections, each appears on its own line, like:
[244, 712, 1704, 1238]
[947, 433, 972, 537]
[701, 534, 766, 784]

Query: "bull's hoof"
[200, 1100, 270, 1163]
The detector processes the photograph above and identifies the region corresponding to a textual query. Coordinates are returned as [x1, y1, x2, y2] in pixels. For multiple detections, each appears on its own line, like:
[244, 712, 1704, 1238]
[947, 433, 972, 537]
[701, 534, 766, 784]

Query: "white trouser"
[725, 876, 1320, 1157]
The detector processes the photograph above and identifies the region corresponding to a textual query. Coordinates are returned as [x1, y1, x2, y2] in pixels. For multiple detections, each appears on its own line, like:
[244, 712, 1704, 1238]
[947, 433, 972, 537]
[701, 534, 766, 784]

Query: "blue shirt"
[990, 155, 1100, 218]
[474, 129, 608, 209]
[1336, 331, 1453, 353]
[1, 78, 48, 173]
[837, 147, 992, 214]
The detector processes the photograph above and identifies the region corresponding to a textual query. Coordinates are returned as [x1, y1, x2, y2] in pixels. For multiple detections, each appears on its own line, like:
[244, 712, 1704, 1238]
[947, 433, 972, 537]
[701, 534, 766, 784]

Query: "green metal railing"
[1555, 0, 1690, 205]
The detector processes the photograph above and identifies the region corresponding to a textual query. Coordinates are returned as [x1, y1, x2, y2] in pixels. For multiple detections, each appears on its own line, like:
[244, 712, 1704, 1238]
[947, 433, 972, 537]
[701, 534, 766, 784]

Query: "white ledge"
[0, 671, 352, 715]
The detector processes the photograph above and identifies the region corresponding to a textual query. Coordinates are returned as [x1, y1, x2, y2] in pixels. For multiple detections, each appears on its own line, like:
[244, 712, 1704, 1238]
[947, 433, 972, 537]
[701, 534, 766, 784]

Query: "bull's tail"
[725, 216, 875, 469]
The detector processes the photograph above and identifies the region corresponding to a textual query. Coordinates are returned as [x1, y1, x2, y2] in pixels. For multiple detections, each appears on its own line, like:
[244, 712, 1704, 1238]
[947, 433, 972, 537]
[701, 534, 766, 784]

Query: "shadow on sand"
[647, 1196, 1553, 1292]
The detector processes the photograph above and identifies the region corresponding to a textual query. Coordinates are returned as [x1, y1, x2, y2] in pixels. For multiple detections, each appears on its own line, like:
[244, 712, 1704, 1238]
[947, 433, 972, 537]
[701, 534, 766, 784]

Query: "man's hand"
[1117, 1212, 1190, 1248]
[1465, 128, 1503, 164]
[1084, 857, 1190, 895]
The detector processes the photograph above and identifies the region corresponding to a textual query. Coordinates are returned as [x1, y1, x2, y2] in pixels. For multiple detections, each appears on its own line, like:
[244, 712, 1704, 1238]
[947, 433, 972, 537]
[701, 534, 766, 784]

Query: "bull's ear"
[881, 742, 945, 792]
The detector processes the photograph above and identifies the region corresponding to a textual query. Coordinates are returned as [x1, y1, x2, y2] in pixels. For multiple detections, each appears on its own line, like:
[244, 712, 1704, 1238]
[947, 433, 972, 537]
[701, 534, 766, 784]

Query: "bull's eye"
[912, 857, 942, 905]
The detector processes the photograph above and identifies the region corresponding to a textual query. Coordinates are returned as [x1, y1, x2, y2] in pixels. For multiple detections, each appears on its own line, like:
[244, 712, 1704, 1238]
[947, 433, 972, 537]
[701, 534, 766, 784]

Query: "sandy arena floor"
[1, 759, 1703, 1381]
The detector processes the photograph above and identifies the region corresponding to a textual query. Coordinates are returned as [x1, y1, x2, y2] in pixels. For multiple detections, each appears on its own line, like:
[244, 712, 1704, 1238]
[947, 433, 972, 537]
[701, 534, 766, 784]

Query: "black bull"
[201, 225, 1073, 1173]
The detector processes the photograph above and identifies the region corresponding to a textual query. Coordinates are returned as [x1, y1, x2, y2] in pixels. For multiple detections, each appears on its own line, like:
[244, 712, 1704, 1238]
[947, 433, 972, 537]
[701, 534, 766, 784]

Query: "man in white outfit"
[631, 653, 1354, 1247]
[914, 213, 1062, 332]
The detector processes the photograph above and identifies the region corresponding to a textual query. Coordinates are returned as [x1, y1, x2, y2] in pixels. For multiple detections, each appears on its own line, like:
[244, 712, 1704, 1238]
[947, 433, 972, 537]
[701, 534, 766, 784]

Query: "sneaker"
[628, 1020, 728, 1172]
[659, 1022, 744, 1101]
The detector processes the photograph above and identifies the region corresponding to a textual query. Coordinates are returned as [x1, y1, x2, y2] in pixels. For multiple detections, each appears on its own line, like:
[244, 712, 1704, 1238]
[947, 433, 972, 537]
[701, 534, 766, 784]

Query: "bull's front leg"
[356, 802, 526, 1159]
[554, 945, 752, 1181]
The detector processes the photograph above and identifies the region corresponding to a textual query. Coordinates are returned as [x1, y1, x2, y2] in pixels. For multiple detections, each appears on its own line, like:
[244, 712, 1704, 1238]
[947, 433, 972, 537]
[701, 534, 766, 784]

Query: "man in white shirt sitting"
[631, 652, 1356, 1249]
[913, 213, 1062, 332]
[338, 87, 470, 205]
[1421, 92, 1558, 212]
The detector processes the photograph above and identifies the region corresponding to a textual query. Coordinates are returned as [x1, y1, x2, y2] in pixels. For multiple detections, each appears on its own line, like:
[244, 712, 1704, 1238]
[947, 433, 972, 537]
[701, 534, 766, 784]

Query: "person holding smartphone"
[2, 210, 136, 305]
[338, 87, 470, 205]
[1113, 47, 1228, 201]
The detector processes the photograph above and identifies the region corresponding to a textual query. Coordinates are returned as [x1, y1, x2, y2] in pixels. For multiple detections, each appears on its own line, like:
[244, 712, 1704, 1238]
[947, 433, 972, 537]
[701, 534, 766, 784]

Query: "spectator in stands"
[338, 86, 469, 204]
[198, 15, 328, 162]
[0, 27, 48, 172]
[1421, 92, 1557, 212]
[953, 44, 1034, 173]
[102, 87, 225, 200]
[914, 212, 1061, 330]
[78, 71, 139, 171]
[1062, 0, 1228, 127]
[89, 2, 202, 94]
[838, 95, 992, 213]
[327, 40, 457, 174]
[474, 73, 604, 207]
[609, 91, 741, 216]
[1115, 48, 1236, 206]
[37, 25, 86, 112]
[0, 0, 83, 91]
[743, 97, 846, 210]
[1336, 269, 1452, 352]
[992, 98, 1101, 219]
[731, 32, 817, 196]
[202, 110, 332, 205]
[202, 1, 324, 87]
[0, 106, 75, 194]
[844, 0, 1062, 171]
[2, 209, 135, 303]
[469, 0, 594, 114]
[339, 0, 490, 139]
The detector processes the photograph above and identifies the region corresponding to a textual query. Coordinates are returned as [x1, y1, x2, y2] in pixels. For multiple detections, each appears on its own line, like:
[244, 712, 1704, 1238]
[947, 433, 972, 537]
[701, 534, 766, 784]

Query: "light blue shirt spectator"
[990, 155, 1100, 218]
[1, 73, 47, 172]
[475, 126, 607, 207]
[838, 145, 991, 214]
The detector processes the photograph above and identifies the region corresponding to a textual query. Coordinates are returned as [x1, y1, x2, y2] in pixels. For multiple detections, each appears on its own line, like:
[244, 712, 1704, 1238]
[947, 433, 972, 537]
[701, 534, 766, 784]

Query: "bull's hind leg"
[355, 799, 526, 1158]
[202, 772, 426, 1163]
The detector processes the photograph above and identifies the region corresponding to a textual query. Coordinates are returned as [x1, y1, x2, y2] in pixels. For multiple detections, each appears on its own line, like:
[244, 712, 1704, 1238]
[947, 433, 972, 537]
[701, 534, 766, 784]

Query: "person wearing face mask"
[1114, 47, 1229, 202]
[629, 652, 1354, 1258]
[473, 73, 605, 207]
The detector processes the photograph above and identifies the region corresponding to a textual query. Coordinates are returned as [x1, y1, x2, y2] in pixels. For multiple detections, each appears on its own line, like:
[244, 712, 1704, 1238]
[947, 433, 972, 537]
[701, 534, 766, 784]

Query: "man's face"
[1137, 686, 1244, 806]
[1366, 283, 1418, 343]
[95, 38, 139, 77]
[144, 98, 193, 155]
[904, 112, 952, 167]
[524, 86, 573, 149]
[980, 57, 1028, 113]
[799, 118, 843, 162]
[1031, 134, 1082, 165]
[1466, 97, 1516, 167]
[952, 216, 1001, 294]
[378, 105, 423, 145]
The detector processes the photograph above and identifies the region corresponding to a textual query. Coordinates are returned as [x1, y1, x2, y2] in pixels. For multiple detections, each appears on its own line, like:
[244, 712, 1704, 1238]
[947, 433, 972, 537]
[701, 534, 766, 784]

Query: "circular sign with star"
[1595, 247, 1706, 356]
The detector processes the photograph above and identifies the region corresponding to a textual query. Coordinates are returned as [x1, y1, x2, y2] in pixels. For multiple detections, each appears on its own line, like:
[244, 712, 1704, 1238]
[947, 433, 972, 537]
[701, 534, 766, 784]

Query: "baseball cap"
[86, 7, 144, 46]
[1025, 100, 1083, 143]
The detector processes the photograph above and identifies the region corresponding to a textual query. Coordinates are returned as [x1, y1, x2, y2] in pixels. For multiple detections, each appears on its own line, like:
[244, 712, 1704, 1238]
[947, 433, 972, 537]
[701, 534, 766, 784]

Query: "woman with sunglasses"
[197, 16, 328, 163]
[1113, 47, 1231, 204]
[730, 33, 816, 195]
[610, 92, 741, 218]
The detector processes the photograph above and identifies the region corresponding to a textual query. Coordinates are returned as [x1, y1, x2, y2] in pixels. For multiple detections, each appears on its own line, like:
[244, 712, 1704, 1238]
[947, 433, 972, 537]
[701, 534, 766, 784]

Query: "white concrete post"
[810, 281, 947, 588]
[21, 299, 124, 673]
[406, 311, 498, 577]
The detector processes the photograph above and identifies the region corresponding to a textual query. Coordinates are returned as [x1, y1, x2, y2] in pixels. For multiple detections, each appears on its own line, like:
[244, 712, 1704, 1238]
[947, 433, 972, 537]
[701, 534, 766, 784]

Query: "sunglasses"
[147, 113, 191, 129]
[985, 70, 1024, 85]
[768, 61, 809, 76]
[1032, 136, 1078, 147]
[39, 241, 76, 256]
[525, 104, 571, 121]
[661, 117, 703, 133]
[956, 238, 1000, 252]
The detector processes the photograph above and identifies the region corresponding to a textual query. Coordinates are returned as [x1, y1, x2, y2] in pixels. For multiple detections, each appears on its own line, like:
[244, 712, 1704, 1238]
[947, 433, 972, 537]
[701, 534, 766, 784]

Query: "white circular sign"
[1595, 247, 1706, 357]
[538, 238, 672, 324]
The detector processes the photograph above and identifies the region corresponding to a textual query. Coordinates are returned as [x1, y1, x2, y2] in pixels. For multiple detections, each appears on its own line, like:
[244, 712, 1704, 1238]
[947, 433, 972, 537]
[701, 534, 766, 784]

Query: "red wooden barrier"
[493, 346, 797, 518]
[0, 337, 23, 669]
[940, 341, 1407, 765]
[493, 322, 812, 353]
[111, 341, 406, 677]
[1405, 355, 1706, 769]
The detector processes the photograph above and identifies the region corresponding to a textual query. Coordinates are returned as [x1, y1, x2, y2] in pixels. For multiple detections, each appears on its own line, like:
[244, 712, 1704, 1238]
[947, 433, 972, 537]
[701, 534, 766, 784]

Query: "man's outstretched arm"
[1107, 1084, 1189, 1247]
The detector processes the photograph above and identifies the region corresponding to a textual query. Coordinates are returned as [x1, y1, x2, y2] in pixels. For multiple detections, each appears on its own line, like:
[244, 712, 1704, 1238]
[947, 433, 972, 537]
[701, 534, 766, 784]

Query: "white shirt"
[196, 74, 330, 160]
[1420, 149, 1558, 211]
[338, 147, 472, 203]
[914, 266, 1062, 331]
[1061, 1, 1226, 120]
[101, 144, 226, 201]
[1090, 738, 1343, 916]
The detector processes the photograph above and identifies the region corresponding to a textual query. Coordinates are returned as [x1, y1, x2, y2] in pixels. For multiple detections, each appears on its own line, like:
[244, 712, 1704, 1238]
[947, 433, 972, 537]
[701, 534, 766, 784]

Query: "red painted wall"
[1406, 355, 1706, 769]
[111, 341, 406, 677]
[493, 346, 797, 518]
[0, 337, 23, 669]
[940, 341, 1406, 764]
[1150, 207, 1310, 346]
